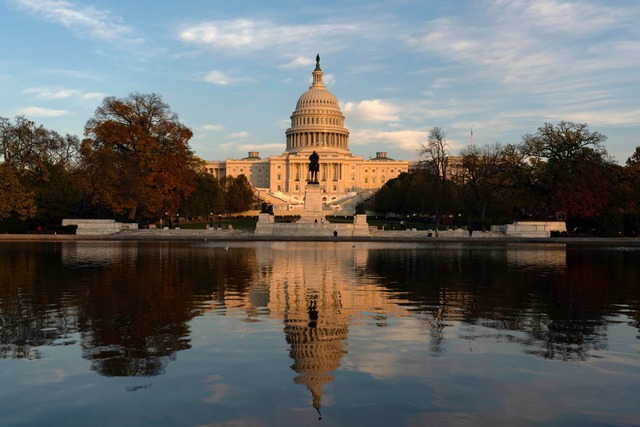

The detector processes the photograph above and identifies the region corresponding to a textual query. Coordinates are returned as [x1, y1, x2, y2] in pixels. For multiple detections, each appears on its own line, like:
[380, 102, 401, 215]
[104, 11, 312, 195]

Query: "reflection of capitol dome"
[284, 297, 349, 419]
[285, 54, 350, 154]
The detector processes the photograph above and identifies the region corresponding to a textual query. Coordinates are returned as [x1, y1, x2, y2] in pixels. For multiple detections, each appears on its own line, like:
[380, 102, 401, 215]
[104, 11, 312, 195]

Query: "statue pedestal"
[299, 183, 325, 223]
[352, 214, 370, 236]
[255, 212, 275, 235]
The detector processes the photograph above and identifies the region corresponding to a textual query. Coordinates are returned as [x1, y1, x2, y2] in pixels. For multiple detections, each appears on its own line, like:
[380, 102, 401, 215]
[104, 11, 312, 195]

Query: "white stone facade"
[204, 56, 408, 214]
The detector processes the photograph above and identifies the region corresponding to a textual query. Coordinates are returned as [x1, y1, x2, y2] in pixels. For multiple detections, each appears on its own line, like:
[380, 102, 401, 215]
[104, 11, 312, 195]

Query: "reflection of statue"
[308, 151, 320, 183]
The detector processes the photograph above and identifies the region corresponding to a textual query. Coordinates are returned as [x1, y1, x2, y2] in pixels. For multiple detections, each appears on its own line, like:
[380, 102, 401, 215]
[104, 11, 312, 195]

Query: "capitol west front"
[204, 57, 408, 214]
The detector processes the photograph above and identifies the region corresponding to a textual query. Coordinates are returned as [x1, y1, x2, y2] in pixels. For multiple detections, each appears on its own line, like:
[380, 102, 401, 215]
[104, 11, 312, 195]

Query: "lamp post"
[164, 212, 169, 229]
[218, 214, 222, 229]
[209, 212, 213, 228]
[176, 213, 180, 229]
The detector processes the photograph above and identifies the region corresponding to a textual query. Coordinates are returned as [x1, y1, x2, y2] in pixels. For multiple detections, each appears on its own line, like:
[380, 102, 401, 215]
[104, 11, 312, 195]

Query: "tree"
[0, 163, 36, 220]
[626, 146, 640, 167]
[180, 172, 224, 218]
[34, 163, 83, 224]
[0, 116, 79, 183]
[460, 143, 506, 221]
[553, 149, 614, 219]
[374, 172, 412, 214]
[1, 116, 80, 228]
[220, 175, 255, 214]
[81, 93, 198, 220]
[417, 127, 451, 228]
[520, 122, 613, 221]
[522, 121, 607, 162]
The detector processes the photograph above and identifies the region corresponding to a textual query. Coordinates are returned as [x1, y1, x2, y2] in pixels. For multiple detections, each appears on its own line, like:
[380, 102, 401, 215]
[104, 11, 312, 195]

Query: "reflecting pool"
[1, 241, 639, 426]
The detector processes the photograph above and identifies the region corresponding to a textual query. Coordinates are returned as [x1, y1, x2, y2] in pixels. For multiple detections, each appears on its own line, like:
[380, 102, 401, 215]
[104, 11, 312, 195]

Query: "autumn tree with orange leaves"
[80, 93, 199, 220]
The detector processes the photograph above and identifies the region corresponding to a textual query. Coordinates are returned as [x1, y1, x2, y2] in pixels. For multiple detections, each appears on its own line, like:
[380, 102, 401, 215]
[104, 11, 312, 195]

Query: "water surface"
[1, 241, 639, 426]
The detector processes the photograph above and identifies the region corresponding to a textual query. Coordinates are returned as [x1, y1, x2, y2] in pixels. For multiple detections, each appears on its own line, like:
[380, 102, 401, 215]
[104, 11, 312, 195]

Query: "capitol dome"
[285, 55, 350, 154]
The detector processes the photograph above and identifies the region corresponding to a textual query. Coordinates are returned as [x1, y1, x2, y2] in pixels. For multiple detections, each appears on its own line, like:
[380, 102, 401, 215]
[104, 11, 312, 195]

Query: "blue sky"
[1, 0, 639, 164]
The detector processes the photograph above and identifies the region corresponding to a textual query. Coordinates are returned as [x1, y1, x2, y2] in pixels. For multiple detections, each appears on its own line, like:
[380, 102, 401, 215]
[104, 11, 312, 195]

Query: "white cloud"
[82, 92, 104, 100]
[549, 109, 640, 127]
[14, 0, 136, 42]
[200, 124, 224, 132]
[229, 131, 249, 138]
[350, 128, 424, 154]
[407, 0, 640, 87]
[23, 87, 77, 99]
[282, 56, 315, 69]
[18, 106, 70, 117]
[238, 143, 282, 152]
[514, 0, 623, 35]
[178, 18, 367, 58]
[342, 99, 400, 123]
[22, 87, 105, 103]
[201, 70, 250, 85]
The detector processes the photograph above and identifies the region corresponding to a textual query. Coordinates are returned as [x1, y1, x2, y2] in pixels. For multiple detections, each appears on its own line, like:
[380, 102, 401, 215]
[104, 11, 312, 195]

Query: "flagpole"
[470, 128, 473, 145]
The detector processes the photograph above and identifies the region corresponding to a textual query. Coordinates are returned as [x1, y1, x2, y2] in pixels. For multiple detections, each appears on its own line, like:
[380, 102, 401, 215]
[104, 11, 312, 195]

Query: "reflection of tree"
[0, 243, 79, 359]
[365, 245, 640, 361]
[0, 242, 258, 378]
[78, 243, 257, 377]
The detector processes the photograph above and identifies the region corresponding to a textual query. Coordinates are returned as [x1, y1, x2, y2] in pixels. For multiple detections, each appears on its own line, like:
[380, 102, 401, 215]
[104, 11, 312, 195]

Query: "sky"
[1, 0, 639, 164]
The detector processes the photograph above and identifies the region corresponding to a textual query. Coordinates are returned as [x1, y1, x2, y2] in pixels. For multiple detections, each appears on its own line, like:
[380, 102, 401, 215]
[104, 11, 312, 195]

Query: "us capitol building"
[204, 55, 408, 215]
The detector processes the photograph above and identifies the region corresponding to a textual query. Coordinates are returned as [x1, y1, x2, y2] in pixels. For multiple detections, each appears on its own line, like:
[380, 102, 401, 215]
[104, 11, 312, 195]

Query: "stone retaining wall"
[61, 219, 138, 235]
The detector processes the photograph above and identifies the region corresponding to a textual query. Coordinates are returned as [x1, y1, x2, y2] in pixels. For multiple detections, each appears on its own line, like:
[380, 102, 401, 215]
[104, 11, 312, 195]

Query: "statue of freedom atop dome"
[309, 150, 320, 183]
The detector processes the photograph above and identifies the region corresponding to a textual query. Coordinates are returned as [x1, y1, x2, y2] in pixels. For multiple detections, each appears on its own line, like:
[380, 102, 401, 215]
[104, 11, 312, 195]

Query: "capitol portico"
[204, 55, 408, 215]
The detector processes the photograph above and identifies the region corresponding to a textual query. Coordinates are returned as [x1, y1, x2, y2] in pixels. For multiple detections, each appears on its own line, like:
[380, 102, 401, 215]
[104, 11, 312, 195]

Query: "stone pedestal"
[352, 214, 371, 237]
[299, 183, 326, 223]
[255, 212, 275, 235]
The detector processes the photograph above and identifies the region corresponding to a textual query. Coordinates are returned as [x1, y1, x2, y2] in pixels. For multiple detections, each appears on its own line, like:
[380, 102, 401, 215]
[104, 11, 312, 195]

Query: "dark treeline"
[375, 123, 640, 237]
[0, 93, 254, 232]
[3, 94, 639, 236]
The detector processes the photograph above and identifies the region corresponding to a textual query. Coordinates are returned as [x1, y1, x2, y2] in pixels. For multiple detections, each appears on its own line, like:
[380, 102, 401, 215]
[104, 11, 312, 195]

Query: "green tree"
[81, 93, 198, 220]
[0, 116, 79, 183]
[180, 172, 224, 218]
[34, 163, 83, 224]
[1, 116, 80, 228]
[522, 121, 607, 162]
[520, 122, 613, 221]
[220, 175, 255, 214]
[374, 172, 410, 214]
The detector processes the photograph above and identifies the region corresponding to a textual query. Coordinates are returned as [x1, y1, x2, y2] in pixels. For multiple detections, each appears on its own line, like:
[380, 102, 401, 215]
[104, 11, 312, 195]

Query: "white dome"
[285, 56, 350, 154]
